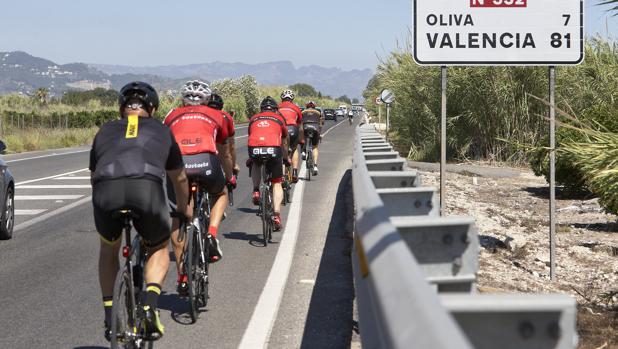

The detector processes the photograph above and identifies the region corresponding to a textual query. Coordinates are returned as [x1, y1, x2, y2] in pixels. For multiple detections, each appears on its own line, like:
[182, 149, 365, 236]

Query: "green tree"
[336, 95, 352, 104]
[289, 83, 318, 97]
[352, 98, 360, 104]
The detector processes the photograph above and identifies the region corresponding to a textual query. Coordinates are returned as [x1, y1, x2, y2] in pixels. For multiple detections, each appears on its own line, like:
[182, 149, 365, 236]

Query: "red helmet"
[306, 101, 316, 108]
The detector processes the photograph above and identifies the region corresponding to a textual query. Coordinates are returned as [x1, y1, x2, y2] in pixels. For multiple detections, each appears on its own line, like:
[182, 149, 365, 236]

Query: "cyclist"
[208, 92, 240, 182]
[248, 96, 290, 231]
[301, 101, 324, 176]
[90, 81, 191, 341]
[164, 81, 232, 295]
[277, 89, 303, 183]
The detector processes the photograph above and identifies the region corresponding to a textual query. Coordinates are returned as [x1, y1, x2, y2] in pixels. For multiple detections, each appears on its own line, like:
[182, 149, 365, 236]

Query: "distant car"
[335, 109, 345, 121]
[0, 140, 15, 240]
[323, 109, 336, 121]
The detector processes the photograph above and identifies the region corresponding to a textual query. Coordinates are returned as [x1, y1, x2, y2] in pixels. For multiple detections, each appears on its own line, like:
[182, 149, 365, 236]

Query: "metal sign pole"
[386, 104, 391, 141]
[549, 66, 556, 280]
[440, 66, 447, 216]
[378, 105, 382, 130]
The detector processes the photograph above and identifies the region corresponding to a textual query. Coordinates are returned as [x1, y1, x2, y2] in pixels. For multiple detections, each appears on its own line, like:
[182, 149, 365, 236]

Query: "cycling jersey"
[278, 101, 303, 126]
[221, 110, 236, 138]
[164, 105, 229, 155]
[247, 111, 288, 148]
[89, 116, 184, 185]
[302, 108, 322, 125]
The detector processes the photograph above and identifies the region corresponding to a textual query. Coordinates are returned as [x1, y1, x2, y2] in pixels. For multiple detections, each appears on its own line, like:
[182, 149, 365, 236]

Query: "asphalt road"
[0, 118, 357, 349]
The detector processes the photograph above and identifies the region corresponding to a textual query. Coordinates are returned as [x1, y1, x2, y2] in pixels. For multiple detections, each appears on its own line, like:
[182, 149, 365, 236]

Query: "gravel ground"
[413, 163, 618, 349]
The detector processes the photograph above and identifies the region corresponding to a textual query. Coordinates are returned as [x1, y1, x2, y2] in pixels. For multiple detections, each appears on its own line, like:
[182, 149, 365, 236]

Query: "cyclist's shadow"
[157, 291, 205, 325]
[224, 231, 277, 247]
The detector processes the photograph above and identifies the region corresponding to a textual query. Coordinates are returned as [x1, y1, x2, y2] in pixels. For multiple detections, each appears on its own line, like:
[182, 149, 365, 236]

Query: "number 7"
[563, 14, 571, 26]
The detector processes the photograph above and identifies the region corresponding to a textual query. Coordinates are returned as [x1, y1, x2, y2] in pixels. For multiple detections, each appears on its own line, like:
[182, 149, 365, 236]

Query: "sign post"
[413, 0, 584, 280]
[380, 89, 395, 141]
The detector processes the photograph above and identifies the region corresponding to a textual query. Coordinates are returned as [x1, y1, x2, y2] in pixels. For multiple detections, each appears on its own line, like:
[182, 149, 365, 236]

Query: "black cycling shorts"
[287, 126, 300, 149]
[303, 123, 321, 146]
[248, 146, 283, 182]
[93, 178, 170, 247]
[167, 153, 226, 207]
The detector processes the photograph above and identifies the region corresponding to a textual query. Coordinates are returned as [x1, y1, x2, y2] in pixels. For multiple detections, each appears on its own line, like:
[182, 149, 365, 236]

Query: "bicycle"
[175, 182, 212, 324]
[304, 127, 317, 181]
[109, 210, 154, 349]
[254, 155, 274, 246]
[281, 146, 294, 206]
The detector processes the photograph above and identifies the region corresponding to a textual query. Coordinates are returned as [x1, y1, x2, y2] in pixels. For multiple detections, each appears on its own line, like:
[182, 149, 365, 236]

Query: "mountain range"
[0, 51, 373, 99]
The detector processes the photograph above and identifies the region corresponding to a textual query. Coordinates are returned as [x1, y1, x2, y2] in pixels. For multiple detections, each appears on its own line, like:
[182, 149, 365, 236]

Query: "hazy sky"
[0, 0, 616, 71]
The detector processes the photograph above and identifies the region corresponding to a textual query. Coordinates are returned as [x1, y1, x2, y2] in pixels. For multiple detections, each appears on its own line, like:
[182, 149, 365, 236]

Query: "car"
[323, 109, 336, 121]
[0, 140, 15, 240]
[335, 109, 345, 121]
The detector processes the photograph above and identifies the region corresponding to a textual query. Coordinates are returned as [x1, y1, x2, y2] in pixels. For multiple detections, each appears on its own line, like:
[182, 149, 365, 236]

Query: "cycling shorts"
[248, 146, 283, 183]
[303, 123, 321, 146]
[287, 126, 300, 149]
[167, 153, 226, 208]
[93, 178, 170, 247]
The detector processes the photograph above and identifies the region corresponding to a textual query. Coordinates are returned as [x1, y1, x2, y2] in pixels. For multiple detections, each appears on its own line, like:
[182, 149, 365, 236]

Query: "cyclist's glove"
[227, 175, 237, 190]
[284, 158, 292, 167]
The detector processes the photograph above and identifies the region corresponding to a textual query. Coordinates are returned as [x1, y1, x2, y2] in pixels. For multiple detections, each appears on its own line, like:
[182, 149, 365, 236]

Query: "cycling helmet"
[280, 89, 295, 101]
[260, 96, 279, 112]
[181, 80, 211, 105]
[208, 93, 224, 110]
[306, 101, 316, 108]
[118, 81, 159, 111]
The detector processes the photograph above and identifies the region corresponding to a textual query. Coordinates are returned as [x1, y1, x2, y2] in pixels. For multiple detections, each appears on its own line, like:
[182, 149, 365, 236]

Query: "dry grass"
[577, 308, 618, 349]
[3, 127, 98, 153]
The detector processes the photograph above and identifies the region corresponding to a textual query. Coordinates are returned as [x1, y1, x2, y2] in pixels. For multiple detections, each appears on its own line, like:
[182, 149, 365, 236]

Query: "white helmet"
[181, 80, 211, 105]
[280, 89, 295, 101]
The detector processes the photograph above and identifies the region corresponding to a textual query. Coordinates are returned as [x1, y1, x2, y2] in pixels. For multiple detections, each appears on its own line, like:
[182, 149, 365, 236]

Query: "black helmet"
[208, 93, 224, 110]
[260, 96, 278, 112]
[118, 81, 159, 111]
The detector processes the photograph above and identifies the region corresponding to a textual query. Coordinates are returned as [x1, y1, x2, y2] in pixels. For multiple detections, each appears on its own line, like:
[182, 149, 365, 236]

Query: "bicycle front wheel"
[110, 270, 137, 349]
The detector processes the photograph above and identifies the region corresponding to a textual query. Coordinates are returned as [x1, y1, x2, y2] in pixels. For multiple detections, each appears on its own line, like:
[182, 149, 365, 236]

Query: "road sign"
[413, 0, 584, 65]
[380, 89, 395, 104]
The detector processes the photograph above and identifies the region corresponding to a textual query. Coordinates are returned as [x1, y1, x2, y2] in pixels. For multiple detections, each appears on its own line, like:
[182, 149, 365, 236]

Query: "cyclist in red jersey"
[208, 93, 240, 184]
[278, 89, 303, 183]
[248, 96, 290, 231]
[164, 80, 232, 295]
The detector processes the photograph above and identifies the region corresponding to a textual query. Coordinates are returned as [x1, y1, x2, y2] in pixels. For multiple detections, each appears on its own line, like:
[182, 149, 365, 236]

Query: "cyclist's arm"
[217, 142, 234, 180]
[167, 168, 191, 219]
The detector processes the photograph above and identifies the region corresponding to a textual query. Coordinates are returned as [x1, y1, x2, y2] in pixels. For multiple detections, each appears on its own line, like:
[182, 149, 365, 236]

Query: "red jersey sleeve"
[223, 111, 236, 137]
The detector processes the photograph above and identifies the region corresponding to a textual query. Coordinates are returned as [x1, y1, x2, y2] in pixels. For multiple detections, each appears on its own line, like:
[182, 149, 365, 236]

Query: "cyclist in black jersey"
[301, 101, 324, 176]
[90, 82, 192, 341]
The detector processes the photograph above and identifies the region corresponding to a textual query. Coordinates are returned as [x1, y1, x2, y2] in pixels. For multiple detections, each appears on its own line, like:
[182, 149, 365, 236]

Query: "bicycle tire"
[197, 231, 209, 309]
[110, 270, 137, 349]
[186, 225, 198, 323]
[260, 184, 269, 246]
[306, 139, 313, 181]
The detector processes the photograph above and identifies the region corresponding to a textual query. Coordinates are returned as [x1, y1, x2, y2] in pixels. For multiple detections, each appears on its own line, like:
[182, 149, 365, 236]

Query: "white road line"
[235, 135, 248, 140]
[15, 195, 84, 200]
[322, 119, 347, 137]
[239, 163, 307, 349]
[235, 125, 249, 130]
[14, 196, 92, 232]
[17, 185, 91, 189]
[6, 149, 89, 163]
[15, 168, 89, 186]
[53, 176, 91, 180]
[15, 209, 47, 216]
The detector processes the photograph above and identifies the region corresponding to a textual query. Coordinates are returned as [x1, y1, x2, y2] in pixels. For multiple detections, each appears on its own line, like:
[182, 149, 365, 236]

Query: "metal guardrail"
[352, 123, 578, 349]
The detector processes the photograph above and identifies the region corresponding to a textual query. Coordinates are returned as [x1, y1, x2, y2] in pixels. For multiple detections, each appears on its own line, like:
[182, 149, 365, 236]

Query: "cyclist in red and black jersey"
[248, 96, 290, 231]
[164, 81, 232, 295]
[208, 93, 240, 183]
[278, 89, 303, 182]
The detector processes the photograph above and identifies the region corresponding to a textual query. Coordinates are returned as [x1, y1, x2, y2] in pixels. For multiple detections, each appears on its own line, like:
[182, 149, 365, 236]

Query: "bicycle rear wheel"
[260, 184, 269, 246]
[185, 226, 198, 323]
[197, 232, 209, 309]
[110, 270, 137, 349]
[306, 139, 313, 181]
